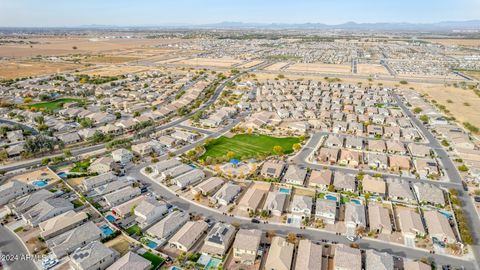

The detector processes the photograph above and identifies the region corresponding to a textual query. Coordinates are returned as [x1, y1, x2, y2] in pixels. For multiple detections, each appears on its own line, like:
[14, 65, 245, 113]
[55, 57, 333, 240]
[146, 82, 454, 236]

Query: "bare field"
[0, 60, 82, 79]
[79, 65, 149, 76]
[174, 57, 242, 67]
[250, 72, 480, 127]
[238, 60, 264, 68]
[0, 37, 180, 58]
[287, 63, 352, 74]
[423, 38, 480, 47]
[357, 64, 389, 75]
[462, 70, 480, 80]
[83, 55, 143, 64]
[264, 62, 289, 71]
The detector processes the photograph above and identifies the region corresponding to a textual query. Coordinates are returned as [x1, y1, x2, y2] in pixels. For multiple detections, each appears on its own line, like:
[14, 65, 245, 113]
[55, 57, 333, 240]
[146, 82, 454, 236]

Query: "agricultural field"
[200, 133, 301, 160]
[28, 98, 83, 111]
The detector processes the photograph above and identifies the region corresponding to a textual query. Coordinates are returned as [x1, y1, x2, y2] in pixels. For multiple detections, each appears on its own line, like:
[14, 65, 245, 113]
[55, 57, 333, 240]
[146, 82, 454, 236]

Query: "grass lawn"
[200, 134, 301, 160]
[141, 251, 165, 270]
[126, 224, 142, 236]
[28, 98, 83, 111]
[70, 160, 91, 173]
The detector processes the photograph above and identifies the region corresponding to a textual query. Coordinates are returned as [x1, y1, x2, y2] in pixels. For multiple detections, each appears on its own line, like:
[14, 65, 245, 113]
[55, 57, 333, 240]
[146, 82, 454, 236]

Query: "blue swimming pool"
[101, 224, 114, 237]
[351, 199, 361, 205]
[57, 172, 68, 178]
[170, 267, 183, 270]
[325, 194, 337, 201]
[32, 180, 48, 187]
[205, 258, 222, 270]
[105, 215, 116, 222]
[279, 187, 290, 194]
[146, 240, 158, 249]
[439, 210, 453, 220]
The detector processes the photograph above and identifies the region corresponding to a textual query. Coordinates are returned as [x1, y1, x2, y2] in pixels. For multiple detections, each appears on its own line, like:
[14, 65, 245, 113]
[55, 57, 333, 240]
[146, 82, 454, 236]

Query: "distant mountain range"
[186, 20, 480, 31]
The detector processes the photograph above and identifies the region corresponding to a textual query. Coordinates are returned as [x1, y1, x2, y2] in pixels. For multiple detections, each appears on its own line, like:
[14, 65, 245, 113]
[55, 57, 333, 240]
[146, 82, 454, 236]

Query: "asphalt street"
[0, 226, 38, 270]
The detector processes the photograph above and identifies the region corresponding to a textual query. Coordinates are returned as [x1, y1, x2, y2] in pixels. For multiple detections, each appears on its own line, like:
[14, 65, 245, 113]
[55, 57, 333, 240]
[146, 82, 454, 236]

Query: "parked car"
[251, 218, 260, 224]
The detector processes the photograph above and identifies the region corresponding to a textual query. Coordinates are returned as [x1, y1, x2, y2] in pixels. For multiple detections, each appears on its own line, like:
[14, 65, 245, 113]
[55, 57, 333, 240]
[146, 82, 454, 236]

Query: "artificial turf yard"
[28, 98, 83, 111]
[200, 133, 301, 160]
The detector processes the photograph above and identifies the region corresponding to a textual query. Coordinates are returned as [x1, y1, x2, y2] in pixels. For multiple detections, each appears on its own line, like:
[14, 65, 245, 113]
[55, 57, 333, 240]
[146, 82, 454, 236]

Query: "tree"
[419, 115, 429, 123]
[292, 143, 301, 152]
[287, 232, 297, 244]
[458, 164, 469, 172]
[0, 149, 8, 161]
[34, 115, 45, 125]
[226, 151, 236, 160]
[273, 145, 284, 156]
[72, 46, 78, 50]
[145, 166, 153, 174]
[64, 150, 72, 158]
[115, 112, 121, 119]
[413, 107, 423, 114]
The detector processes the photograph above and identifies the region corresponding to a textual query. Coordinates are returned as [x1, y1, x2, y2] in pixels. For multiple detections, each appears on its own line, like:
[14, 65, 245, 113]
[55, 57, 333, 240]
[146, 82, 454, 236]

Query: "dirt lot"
[264, 62, 289, 71]
[238, 60, 264, 68]
[0, 60, 82, 79]
[104, 234, 133, 256]
[83, 55, 143, 64]
[423, 38, 480, 48]
[174, 57, 242, 67]
[79, 65, 150, 76]
[0, 37, 180, 58]
[357, 64, 389, 75]
[287, 63, 352, 74]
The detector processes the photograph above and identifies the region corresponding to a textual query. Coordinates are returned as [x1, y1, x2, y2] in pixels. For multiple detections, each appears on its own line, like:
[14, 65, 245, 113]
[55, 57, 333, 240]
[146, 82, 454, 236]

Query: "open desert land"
[396, 72, 463, 80]
[250, 71, 480, 127]
[78, 65, 151, 76]
[237, 60, 264, 68]
[286, 63, 352, 74]
[173, 57, 243, 67]
[423, 38, 480, 48]
[155, 56, 190, 64]
[357, 63, 390, 75]
[462, 70, 480, 80]
[264, 61, 289, 71]
[0, 60, 82, 79]
[0, 36, 180, 58]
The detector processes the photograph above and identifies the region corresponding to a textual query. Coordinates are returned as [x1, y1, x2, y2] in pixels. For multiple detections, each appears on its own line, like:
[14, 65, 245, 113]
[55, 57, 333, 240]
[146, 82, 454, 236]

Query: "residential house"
[264, 237, 294, 270]
[48, 221, 103, 258]
[333, 172, 356, 192]
[315, 199, 337, 224]
[173, 169, 205, 188]
[317, 148, 339, 164]
[131, 140, 165, 156]
[146, 211, 189, 240]
[333, 244, 362, 270]
[111, 196, 146, 218]
[389, 155, 411, 172]
[111, 148, 133, 164]
[152, 159, 182, 176]
[58, 132, 81, 145]
[367, 152, 388, 170]
[344, 203, 366, 235]
[191, 177, 224, 196]
[103, 186, 141, 208]
[386, 141, 407, 155]
[345, 137, 363, 150]
[70, 241, 118, 270]
[294, 239, 323, 270]
[365, 250, 394, 270]
[368, 140, 386, 153]
[39, 210, 88, 240]
[232, 229, 262, 265]
[368, 205, 392, 234]
[134, 197, 168, 229]
[171, 130, 198, 143]
[260, 160, 286, 179]
[238, 188, 266, 213]
[283, 165, 307, 186]
[308, 169, 332, 190]
[8, 189, 54, 214]
[263, 191, 288, 217]
[106, 251, 151, 270]
[324, 135, 343, 148]
[202, 222, 236, 256]
[211, 182, 242, 206]
[338, 149, 362, 168]
[89, 157, 114, 174]
[81, 173, 116, 192]
[413, 183, 445, 206]
[362, 176, 387, 198]
[290, 195, 313, 218]
[168, 220, 209, 252]
[23, 197, 74, 226]
[0, 180, 34, 205]
[387, 179, 415, 203]
[397, 208, 426, 239]
[414, 159, 439, 178]
[408, 144, 431, 158]
[424, 211, 456, 244]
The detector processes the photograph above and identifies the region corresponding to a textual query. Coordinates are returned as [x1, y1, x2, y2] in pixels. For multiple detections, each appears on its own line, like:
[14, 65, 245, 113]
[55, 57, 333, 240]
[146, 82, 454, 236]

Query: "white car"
[42, 258, 59, 270]
[346, 235, 357, 242]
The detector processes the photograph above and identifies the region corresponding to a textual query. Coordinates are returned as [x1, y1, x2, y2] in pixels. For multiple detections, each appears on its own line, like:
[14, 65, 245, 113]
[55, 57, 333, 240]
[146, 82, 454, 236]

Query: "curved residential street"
[0, 226, 38, 270]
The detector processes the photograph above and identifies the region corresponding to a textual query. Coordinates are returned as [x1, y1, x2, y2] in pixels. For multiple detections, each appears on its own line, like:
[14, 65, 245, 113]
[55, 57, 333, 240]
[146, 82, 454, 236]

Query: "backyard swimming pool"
[351, 199, 361, 205]
[325, 194, 338, 201]
[105, 214, 116, 222]
[146, 240, 158, 249]
[57, 172, 68, 178]
[32, 180, 48, 187]
[100, 224, 114, 237]
[279, 187, 291, 194]
[205, 257, 222, 269]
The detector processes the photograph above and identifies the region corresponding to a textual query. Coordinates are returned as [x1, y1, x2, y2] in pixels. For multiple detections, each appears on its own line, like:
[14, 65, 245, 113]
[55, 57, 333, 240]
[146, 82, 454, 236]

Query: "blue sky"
[0, 0, 479, 27]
